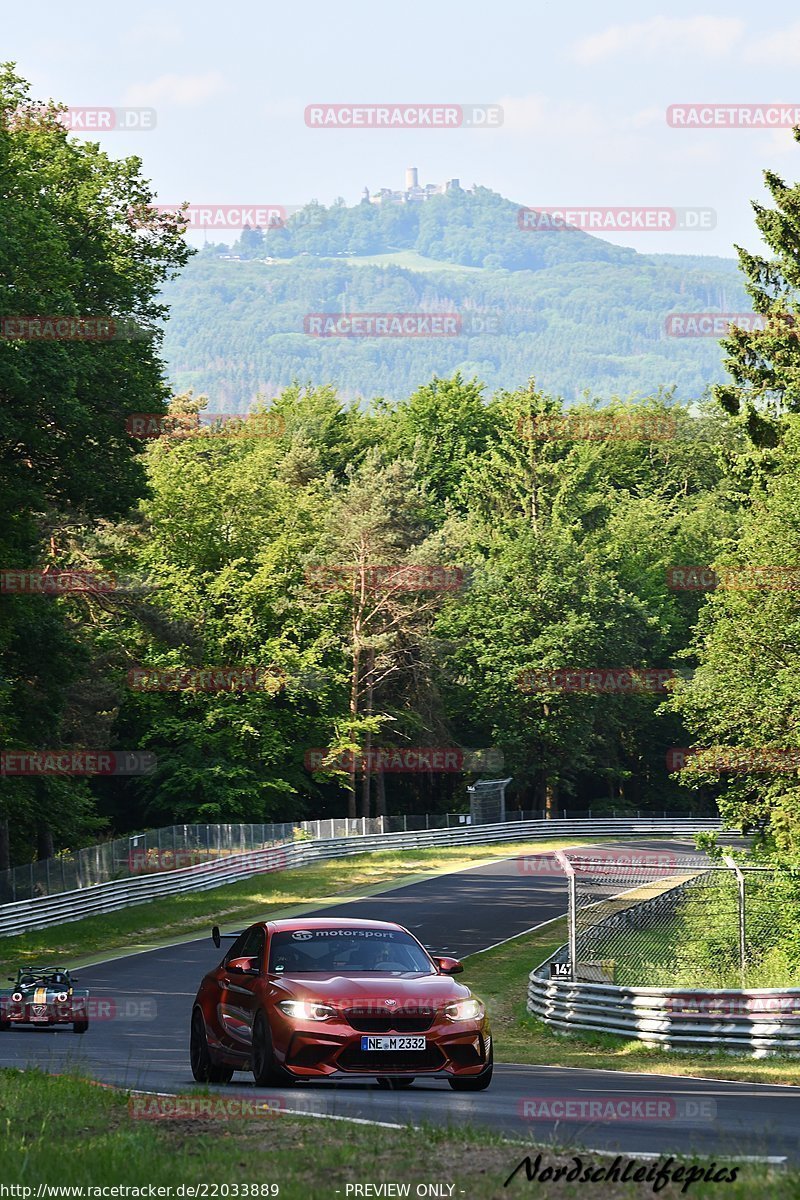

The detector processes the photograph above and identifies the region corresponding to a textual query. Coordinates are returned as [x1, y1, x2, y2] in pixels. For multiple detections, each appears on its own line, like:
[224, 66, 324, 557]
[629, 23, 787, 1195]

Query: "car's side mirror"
[226, 956, 259, 976]
[434, 956, 464, 975]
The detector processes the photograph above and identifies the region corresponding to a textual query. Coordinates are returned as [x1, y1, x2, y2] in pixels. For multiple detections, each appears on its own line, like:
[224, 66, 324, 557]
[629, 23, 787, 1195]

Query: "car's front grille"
[344, 1008, 435, 1033]
[338, 1044, 445, 1072]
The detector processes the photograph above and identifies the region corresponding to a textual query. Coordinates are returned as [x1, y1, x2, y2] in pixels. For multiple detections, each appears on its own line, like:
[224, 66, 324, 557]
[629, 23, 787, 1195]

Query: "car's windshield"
[18, 971, 66, 988]
[268, 928, 436, 975]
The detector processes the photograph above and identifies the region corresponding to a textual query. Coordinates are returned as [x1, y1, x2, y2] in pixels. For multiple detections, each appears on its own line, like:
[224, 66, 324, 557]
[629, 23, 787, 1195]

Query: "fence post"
[554, 850, 577, 981]
[723, 855, 746, 985]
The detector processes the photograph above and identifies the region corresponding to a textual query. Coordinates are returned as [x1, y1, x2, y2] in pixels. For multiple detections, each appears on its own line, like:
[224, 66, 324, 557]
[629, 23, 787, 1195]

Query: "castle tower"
[405, 166, 419, 191]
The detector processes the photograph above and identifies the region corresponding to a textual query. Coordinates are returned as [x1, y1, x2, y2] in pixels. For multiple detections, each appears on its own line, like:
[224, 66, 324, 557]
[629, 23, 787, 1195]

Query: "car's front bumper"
[274, 1016, 492, 1078]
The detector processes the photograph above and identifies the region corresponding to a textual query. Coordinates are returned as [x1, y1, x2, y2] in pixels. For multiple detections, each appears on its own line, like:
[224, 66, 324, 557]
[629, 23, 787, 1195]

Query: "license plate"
[360, 1036, 426, 1051]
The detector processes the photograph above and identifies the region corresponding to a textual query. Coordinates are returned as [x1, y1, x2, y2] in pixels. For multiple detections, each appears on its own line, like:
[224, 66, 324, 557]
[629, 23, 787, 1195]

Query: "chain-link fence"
[1, 808, 713, 906]
[557, 849, 800, 989]
[0, 822, 299, 904]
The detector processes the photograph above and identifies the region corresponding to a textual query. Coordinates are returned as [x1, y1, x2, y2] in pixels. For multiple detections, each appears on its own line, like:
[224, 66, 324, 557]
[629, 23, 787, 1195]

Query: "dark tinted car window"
[226, 926, 265, 967]
[268, 928, 434, 975]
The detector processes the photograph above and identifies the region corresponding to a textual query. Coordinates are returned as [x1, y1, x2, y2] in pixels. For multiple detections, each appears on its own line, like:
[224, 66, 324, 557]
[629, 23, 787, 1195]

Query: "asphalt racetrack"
[2, 839, 798, 1162]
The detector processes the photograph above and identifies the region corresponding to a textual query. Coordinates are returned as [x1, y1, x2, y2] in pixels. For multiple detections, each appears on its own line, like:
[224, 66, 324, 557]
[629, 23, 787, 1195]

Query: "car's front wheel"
[448, 1048, 493, 1092]
[190, 1008, 234, 1084]
[252, 1012, 297, 1087]
[73, 1020, 89, 1034]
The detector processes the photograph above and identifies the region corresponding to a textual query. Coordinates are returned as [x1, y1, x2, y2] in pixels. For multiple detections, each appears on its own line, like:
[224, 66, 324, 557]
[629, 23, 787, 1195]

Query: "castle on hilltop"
[362, 167, 466, 205]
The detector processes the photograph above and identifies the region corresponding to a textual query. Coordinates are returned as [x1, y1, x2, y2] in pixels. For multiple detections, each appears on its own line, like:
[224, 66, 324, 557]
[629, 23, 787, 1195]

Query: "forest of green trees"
[3, 67, 800, 871]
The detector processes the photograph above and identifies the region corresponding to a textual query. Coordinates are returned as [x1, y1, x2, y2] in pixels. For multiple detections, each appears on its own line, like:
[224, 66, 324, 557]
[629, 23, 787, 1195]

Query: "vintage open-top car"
[0, 966, 89, 1033]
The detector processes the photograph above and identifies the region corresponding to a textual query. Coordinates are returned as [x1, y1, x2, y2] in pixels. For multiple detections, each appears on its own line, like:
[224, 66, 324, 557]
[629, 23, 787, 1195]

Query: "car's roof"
[262, 917, 407, 933]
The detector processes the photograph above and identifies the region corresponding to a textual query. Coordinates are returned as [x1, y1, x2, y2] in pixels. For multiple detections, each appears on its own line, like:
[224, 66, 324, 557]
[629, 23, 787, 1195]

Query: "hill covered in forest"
[160, 186, 749, 406]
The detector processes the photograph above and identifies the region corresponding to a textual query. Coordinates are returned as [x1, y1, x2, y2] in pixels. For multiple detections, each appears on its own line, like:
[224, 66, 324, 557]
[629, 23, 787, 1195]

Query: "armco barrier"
[0, 818, 720, 937]
[528, 952, 800, 1054]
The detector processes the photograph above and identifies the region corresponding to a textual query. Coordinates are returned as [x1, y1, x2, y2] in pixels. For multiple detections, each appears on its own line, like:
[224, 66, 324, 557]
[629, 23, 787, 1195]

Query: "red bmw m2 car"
[190, 917, 492, 1090]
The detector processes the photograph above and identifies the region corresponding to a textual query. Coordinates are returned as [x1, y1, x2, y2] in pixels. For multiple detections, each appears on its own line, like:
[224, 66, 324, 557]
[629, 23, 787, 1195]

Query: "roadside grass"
[0, 1070, 795, 1198]
[0, 837, 616, 976]
[464, 920, 800, 1087]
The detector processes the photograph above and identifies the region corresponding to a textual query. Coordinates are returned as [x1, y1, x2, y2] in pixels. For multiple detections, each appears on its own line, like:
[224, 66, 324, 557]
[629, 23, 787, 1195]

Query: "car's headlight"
[56, 992, 68, 1003]
[11, 993, 22, 1003]
[277, 1000, 336, 1021]
[444, 998, 484, 1021]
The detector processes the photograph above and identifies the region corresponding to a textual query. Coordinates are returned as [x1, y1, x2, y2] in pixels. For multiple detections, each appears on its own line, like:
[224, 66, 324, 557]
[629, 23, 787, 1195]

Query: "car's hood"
[271, 972, 471, 1006]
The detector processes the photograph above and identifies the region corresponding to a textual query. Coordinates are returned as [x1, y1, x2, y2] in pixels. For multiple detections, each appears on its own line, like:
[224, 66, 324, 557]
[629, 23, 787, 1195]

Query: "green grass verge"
[0, 838, 615, 976]
[464, 920, 800, 1087]
[0, 1070, 795, 1197]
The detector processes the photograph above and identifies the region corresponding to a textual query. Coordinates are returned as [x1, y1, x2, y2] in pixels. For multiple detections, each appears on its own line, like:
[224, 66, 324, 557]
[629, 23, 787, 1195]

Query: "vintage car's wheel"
[73, 1020, 89, 1034]
[251, 1012, 296, 1087]
[447, 1048, 493, 1092]
[190, 1008, 233, 1084]
[376, 1077, 415, 1088]
[0, 1018, 10, 1032]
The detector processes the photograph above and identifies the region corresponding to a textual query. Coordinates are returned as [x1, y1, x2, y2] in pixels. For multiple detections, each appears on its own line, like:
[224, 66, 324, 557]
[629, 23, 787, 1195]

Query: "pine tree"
[714, 130, 800, 446]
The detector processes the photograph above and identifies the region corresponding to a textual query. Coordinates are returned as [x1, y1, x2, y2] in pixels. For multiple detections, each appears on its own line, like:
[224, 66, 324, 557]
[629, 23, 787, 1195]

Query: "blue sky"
[7, 0, 800, 255]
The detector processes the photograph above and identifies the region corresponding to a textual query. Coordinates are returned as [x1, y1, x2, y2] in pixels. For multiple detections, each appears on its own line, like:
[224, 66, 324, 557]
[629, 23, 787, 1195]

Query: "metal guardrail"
[528, 954, 800, 1053]
[0, 817, 720, 938]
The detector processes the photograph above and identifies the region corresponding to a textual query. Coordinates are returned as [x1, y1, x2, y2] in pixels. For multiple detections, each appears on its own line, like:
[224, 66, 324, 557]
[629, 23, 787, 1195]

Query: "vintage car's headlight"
[56, 992, 68, 1003]
[444, 998, 484, 1021]
[277, 1000, 336, 1021]
[11, 993, 22, 1003]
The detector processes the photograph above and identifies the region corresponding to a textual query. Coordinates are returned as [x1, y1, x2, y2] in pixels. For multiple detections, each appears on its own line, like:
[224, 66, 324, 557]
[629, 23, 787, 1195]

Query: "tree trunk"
[375, 769, 386, 819]
[0, 818, 10, 873]
[347, 637, 360, 820]
[36, 822, 55, 861]
[360, 729, 372, 818]
[360, 647, 375, 818]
